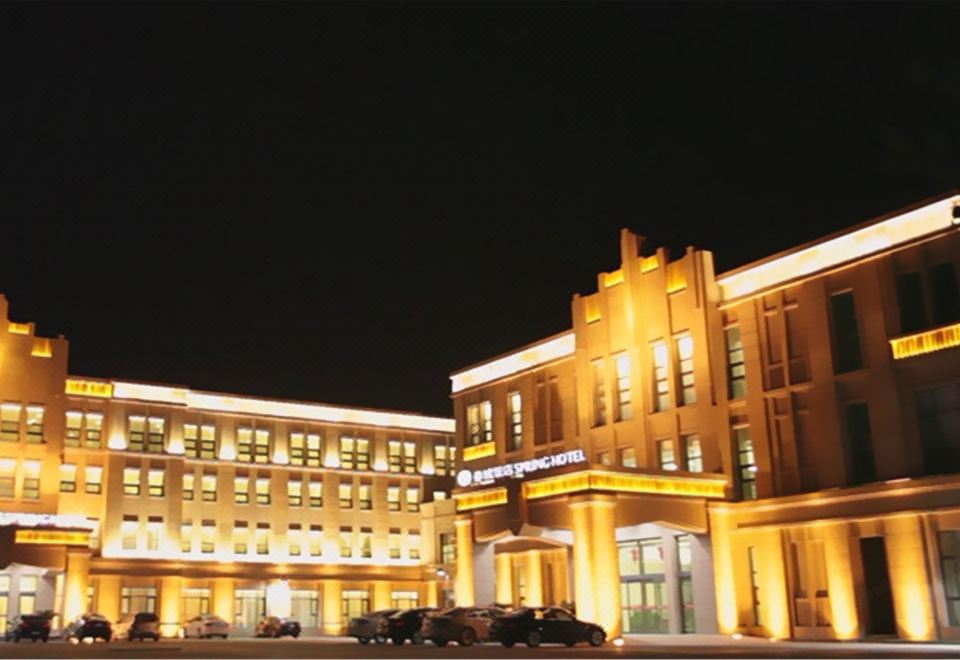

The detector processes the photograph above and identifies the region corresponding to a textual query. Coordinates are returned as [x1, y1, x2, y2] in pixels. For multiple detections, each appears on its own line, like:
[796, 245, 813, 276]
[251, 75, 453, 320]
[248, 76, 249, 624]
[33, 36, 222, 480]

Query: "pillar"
[822, 523, 859, 639]
[454, 517, 475, 606]
[495, 552, 514, 606]
[570, 494, 621, 637]
[885, 515, 936, 640]
[757, 529, 791, 640]
[62, 549, 90, 625]
[212, 578, 235, 625]
[372, 581, 392, 611]
[708, 508, 738, 633]
[95, 576, 121, 623]
[424, 580, 438, 607]
[159, 577, 183, 638]
[322, 580, 342, 636]
[524, 550, 544, 607]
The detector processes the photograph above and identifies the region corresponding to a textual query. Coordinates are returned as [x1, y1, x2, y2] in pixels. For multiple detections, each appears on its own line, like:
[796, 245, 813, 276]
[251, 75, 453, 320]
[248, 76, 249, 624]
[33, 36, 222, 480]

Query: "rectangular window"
[508, 391, 523, 451]
[123, 466, 141, 496]
[200, 521, 215, 554]
[183, 472, 194, 500]
[677, 535, 696, 633]
[388, 440, 402, 472]
[845, 403, 877, 485]
[255, 477, 270, 505]
[181, 520, 193, 553]
[931, 262, 960, 326]
[289, 432, 322, 467]
[735, 426, 757, 500]
[147, 417, 165, 453]
[237, 427, 253, 462]
[402, 440, 416, 473]
[121, 517, 138, 550]
[658, 440, 677, 471]
[85, 465, 103, 494]
[897, 271, 928, 333]
[356, 438, 371, 471]
[288, 524, 302, 556]
[406, 487, 420, 513]
[615, 353, 633, 421]
[25, 406, 43, 443]
[340, 436, 355, 470]
[309, 480, 323, 507]
[598, 451, 612, 466]
[201, 473, 217, 501]
[146, 517, 161, 551]
[309, 526, 323, 557]
[60, 463, 77, 492]
[255, 524, 269, 555]
[748, 546, 762, 626]
[620, 447, 637, 468]
[128, 416, 146, 451]
[340, 527, 353, 558]
[65, 411, 83, 447]
[677, 335, 696, 405]
[439, 532, 456, 563]
[288, 479, 302, 506]
[234, 476, 249, 504]
[21, 460, 40, 499]
[147, 468, 165, 497]
[433, 444, 453, 476]
[917, 383, 960, 475]
[253, 429, 270, 463]
[592, 359, 607, 426]
[339, 482, 353, 509]
[233, 522, 248, 554]
[652, 342, 670, 411]
[387, 485, 400, 512]
[408, 530, 421, 560]
[938, 530, 960, 626]
[726, 326, 747, 399]
[830, 291, 864, 373]
[358, 483, 372, 510]
[684, 434, 703, 472]
[0, 458, 14, 497]
[0, 404, 21, 442]
[359, 528, 372, 559]
[18, 576, 37, 618]
[85, 412, 103, 448]
[389, 529, 401, 559]
[184, 424, 217, 459]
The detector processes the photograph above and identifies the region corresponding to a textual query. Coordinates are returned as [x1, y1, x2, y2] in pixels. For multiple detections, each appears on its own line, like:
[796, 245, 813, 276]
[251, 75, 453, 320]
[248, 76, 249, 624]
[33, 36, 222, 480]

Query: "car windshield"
[504, 608, 533, 618]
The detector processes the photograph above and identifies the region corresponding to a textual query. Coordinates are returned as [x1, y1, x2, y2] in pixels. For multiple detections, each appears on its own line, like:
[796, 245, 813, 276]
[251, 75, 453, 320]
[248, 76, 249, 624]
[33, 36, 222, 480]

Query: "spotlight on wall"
[612, 637, 625, 647]
[731, 633, 743, 640]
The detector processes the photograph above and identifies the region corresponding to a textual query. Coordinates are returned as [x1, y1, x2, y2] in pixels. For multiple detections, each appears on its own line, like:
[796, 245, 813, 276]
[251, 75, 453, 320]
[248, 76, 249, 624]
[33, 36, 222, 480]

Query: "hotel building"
[0, 192, 959, 641]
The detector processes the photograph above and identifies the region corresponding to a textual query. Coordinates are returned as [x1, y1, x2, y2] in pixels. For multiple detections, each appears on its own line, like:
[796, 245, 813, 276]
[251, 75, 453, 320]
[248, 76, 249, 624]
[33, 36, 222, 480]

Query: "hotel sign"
[456, 449, 587, 488]
[0, 512, 98, 530]
[15, 529, 91, 546]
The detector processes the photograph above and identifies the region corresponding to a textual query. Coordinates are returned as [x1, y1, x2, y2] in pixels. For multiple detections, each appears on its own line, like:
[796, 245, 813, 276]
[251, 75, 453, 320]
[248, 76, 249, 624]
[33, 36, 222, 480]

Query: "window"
[897, 271, 928, 333]
[917, 383, 960, 475]
[60, 463, 77, 492]
[508, 392, 523, 451]
[598, 451, 612, 466]
[200, 520, 215, 554]
[407, 487, 420, 512]
[288, 524, 302, 556]
[617, 538, 668, 633]
[340, 527, 353, 558]
[439, 532, 456, 563]
[615, 353, 633, 421]
[146, 517, 161, 551]
[340, 436, 356, 470]
[725, 326, 747, 399]
[408, 530, 421, 559]
[358, 483, 372, 510]
[123, 466, 141, 496]
[620, 447, 637, 468]
[85, 412, 103, 448]
[201, 473, 217, 501]
[658, 440, 677, 471]
[309, 480, 323, 507]
[233, 522, 249, 554]
[748, 546, 762, 626]
[652, 342, 670, 411]
[829, 291, 864, 373]
[309, 525, 323, 557]
[21, 460, 40, 499]
[65, 411, 83, 447]
[237, 428, 253, 462]
[289, 432, 321, 467]
[938, 531, 960, 625]
[677, 535, 696, 633]
[183, 472, 194, 500]
[147, 417, 165, 453]
[121, 587, 157, 616]
[359, 528, 372, 558]
[389, 529, 401, 559]
[18, 576, 37, 616]
[25, 406, 43, 443]
[121, 516, 138, 550]
[387, 485, 400, 512]
[931, 262, 960, 325]
[388, 440, 402, 472]
[234, 476, 249, 504]
[128, 416, 146, 451]
[735, 426, 757, 500]
[85, 465, 103, 494]
[148, 468, 165, 497]
[400, 440, 415, 473]
[677, 336, 696, 405]
[339, 482, 353, 509]
[255, 524, 269, 555]
[184, 424, 216, 459]
[253, 429, 270, 463]
[288, 479, 302, 506]
[592, 359, 607, 426]
[255, 477, 270, 505]
[845, 403, 877, 486]
[0, 403, 20, 442]
[341, 590, 369, 622]
[392, 590, 419, 609]
[356, 438, 371, 471]
[684, 435, 703, 472]
[0, 459, 14, 498]
[466, 401, 492, 445]
[434, 444, 454, 476]
[181, 520, 193, 553]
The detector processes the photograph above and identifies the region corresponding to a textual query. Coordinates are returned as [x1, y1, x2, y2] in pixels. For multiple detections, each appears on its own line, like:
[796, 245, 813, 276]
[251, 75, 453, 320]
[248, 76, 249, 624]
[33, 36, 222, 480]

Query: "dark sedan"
[254, 617, 301, 638]
[65, 613, 112, 642]
[5, 615, 52, 642]
[346, 609, 398, 644]
[489, 607, 606, 648]
[425, 607, 505, 646]
[385, 608, 437, 645]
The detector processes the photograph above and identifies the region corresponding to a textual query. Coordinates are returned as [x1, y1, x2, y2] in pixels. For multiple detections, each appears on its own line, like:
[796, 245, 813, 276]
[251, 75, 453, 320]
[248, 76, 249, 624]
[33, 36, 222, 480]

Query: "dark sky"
[1, 3, 959, 417]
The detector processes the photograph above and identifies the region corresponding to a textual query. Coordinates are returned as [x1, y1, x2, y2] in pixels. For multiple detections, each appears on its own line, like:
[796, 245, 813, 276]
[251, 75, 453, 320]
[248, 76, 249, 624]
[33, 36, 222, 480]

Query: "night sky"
[2, 3, 959, 417]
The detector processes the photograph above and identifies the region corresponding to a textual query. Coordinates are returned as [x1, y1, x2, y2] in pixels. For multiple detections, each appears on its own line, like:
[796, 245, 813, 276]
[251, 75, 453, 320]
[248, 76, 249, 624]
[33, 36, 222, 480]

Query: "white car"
[182, 615, 229, 639]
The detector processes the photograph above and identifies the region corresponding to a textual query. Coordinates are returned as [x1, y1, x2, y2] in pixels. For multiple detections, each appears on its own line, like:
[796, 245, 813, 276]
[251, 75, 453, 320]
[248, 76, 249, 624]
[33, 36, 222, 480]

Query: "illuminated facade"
[448, 192, 960, 640]
[0, 298, 456, 637]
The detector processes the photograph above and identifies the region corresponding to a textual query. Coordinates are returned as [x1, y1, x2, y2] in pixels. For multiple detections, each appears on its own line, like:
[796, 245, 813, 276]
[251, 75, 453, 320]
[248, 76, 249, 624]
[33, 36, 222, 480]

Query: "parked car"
[65, 613, 112, 642]
[385, 608, 438, 645]
[182, 614, 229, 639]
[425, 607, 505, 647]
[346, 609, 398, 644]
[5, 614, 52, 642]
[112, 612, 160, 641]
[254, 616, 301, 638]
[489, 607, 605, 648]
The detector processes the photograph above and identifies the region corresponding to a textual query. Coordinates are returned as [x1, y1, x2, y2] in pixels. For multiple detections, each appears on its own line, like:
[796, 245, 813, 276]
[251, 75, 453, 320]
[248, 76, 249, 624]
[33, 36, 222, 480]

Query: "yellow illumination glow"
[272, 448, 289, 465]
[640, 255, 659, 272]
[462, 441, 496, 462]
[65, 379, 114, 398]
[584, 297, 602, 323]
[15, 529, 90, 546]
[8, 322, 30, 335]
[889, 322, 960, 359]
[666, 261, 687, 294]
[523, 469, 727, 501]
[218, 444, 236, 461]
[107, 433, 127, 450]
[603, 269, 624, 287]
[30, 338, 53, 357]
[453, 487, 508, 512]
[450, 332, 575, 393]
[716, 195, 960, 300]
[266, 580, 292, 618]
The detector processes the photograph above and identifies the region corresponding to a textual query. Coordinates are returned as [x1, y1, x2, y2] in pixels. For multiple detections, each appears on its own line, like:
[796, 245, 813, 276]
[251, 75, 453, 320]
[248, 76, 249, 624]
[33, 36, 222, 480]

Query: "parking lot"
[2, 636, 960, 659]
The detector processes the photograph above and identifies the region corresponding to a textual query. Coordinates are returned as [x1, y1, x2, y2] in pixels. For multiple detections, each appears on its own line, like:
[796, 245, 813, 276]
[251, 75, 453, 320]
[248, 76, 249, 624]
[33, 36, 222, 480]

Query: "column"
[372, 581, 392, 611]
[159, 576, 183, 638]
[822, 523, 859, 639]
[95, 576, 121, 623]
[570, 494, 621, 638]
[495, 552, 514, 606]
[524, 550, 544, 607]
[423, 580, 439, 607]
[212, 578, 235, 625]
[322, 580, 342, 636]
[62, 549, 91, 625]
[454, 517, 475, 606]
[708, 508, 738, 633]
[885, 515, 936, 640]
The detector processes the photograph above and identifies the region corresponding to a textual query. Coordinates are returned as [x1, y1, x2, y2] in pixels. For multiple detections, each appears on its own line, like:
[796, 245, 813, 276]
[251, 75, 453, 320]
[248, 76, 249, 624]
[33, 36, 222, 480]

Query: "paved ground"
[1, 635, 959, 658]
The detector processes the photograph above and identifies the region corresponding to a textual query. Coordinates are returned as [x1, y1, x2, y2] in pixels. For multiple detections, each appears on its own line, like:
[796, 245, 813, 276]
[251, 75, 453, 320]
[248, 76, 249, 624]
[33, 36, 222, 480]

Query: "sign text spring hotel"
[1, 192, 960, 640]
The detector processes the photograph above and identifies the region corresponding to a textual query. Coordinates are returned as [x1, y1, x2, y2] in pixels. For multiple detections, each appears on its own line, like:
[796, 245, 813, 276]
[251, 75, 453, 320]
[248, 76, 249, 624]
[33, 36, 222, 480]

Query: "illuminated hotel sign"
[456, 449, 587, 488]
[15, 529, 90, 546]
[0, 512, 98, 530]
